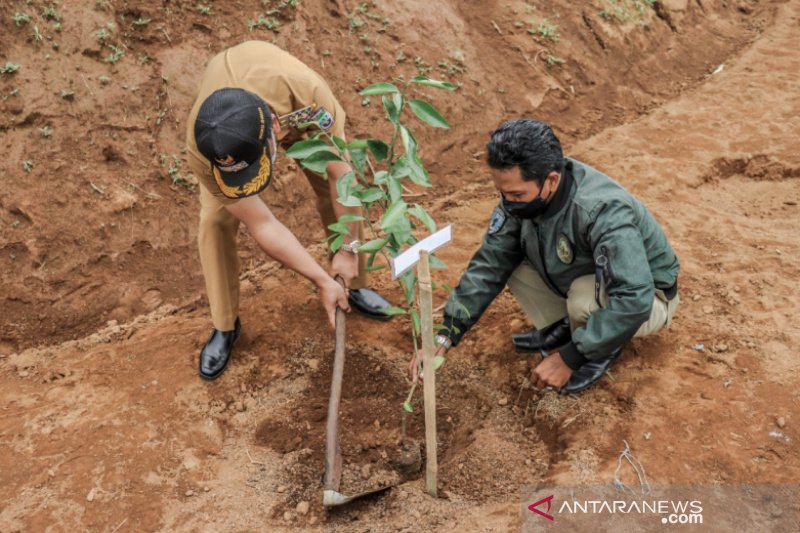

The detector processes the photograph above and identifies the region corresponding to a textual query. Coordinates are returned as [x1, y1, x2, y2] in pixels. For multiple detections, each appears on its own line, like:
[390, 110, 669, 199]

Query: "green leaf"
[388, 177, 403, 203]
[434, 355, 446, 370]
[409, 99, 450, 129]
[383, 96, 400, 123]
[358, 238, 388, 253]
[400, 269, 417, 305]
[379, 306, 408, 316]
[332, 135, 347, 153]
[285, 139, 330, 159]
[349, 147, 368, 176]
[380, 200, 407, 230]
[337, 213, 365, 223]
[335, 171, 356, 200]
[410, 76, 457, 90]
[400, 125, 417, 158]
[403, 401, 413, 413]
[337, 196, 362, 207]
[300, 151, 341, 173]
[373, 170, 389, 185]
[408, 204, 437, 233]
[347, 139, 369, 150]
[409, 308, 421, 337]
[366, 139, 389, 161]
[359, 82, 399, 96]
[327, 221, 351, 234]
[407, 154, 431, 187]
[356, 187, 385, 203]
[330, 234, 344, 252]
[428, 254, 447, 269]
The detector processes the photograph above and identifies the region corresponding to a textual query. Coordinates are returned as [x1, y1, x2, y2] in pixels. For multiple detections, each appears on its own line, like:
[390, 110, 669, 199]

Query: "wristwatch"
[435, 334, 452, 351]
[340, 240, 360, 254]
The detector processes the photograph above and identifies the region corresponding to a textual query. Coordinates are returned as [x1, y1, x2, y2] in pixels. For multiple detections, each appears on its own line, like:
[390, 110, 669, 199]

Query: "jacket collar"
[537, 159, 575, 221]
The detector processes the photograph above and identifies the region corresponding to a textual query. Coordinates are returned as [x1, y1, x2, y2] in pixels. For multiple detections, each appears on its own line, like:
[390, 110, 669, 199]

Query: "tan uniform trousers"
[507, 261, 679, 338]
[198, 166, 368, 331]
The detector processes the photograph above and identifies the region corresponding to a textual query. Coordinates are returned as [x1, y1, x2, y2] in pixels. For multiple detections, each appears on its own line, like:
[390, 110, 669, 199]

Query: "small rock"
[307, 358, 320, 371]
[397, 490, 408, 500]
[185, 490, 194, 497]
[48, 469, 56, 478]
[111, 325, 122, 335]
[702, 305, 714, 314]
[498, 397, 508, 406]
[692, 294, 702, 301]
[107, 320, 118, 327]
[525, 459, 531, 466]
[776, 417, 786, 428]
[277, 485, 288, 493]
[361, 464, 371, 480]
[204, 486, 210, 492]
[308, 516, 318, 525]
[283, 511, 293, 521]
[694, 343, 705, 351]
[296, 501, 310, 515]
[713, 343, 729, 353]
[240, 383, 247, 393]
[510, 318, 524, 330]
[86, 488, 95, 502]
[373, 419, 380, 429]
[235, 401, 246, 412]
[18, 370, 29, 378]
[410, 509, 421, 519]
[644, 432, 652, 441]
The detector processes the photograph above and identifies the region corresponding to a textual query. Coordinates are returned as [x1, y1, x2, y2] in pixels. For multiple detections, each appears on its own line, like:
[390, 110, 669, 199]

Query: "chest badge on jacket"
[557, 233, 574, 264]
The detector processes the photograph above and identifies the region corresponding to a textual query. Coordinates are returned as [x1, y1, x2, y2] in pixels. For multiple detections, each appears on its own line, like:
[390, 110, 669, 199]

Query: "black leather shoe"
[199, 318, 241, 380]
[348, 288, 393, 320]
[512, 317, 571, 353]
[562, 347, 623, 394]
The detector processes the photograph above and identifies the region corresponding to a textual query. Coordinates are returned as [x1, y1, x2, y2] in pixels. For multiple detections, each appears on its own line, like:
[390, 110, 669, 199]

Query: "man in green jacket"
[421, 118, 680, 394]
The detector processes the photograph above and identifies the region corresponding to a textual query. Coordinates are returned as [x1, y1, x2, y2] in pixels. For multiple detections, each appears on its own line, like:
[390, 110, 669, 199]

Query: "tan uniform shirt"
[186, 41, 347, 203]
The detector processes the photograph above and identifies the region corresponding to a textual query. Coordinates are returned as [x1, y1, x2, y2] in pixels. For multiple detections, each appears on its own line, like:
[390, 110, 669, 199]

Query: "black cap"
[195, 88, 273, 199]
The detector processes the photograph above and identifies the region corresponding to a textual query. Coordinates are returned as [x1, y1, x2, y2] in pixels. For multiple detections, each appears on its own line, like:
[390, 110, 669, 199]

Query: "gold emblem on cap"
[212, 147, 272, 199]
[215, 155, 236, 166]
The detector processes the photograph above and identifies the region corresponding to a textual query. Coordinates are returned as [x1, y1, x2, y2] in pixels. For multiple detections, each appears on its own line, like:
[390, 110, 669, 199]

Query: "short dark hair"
[486, 118, 564, 184]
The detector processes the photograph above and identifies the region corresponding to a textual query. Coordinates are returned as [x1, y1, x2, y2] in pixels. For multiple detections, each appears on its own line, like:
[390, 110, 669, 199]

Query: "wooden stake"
[418, 250, 438, 498]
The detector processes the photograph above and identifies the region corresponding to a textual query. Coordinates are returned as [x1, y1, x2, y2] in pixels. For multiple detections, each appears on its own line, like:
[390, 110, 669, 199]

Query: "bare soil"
[1, 0, 798, 531]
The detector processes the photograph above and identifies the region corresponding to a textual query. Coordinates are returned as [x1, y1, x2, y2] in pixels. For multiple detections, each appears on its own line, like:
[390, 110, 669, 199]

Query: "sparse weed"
[105, 44, 124, 63]
[529, 19, 559, 41]
[60, 89, 75, 99]
[1, 62, 21, 74]
[31, 25, 44, 42]
[546, 54, 566, 66]
[247, 16, 281, 32]
[41, 5, 60, 21]
[99, 75, 111, 85]
[22, 161, 34, 172]
[138, 53, 150, 65]
[599, 0, 655, 25]
[13, 12, 31, 26]
[197, 4, 212, 15]
[132, 17, 151, 26]
[166, 156, 196, 190]
[96, 27, 110, 40]
[40, 126, 54, 137]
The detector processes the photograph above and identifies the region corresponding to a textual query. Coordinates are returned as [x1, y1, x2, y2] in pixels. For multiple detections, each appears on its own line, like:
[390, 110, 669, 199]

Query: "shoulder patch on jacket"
[488, 207, 506, 235]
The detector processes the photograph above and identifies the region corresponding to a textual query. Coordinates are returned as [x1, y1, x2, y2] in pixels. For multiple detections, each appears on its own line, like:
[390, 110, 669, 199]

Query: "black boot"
[512, 317, 571, 353]
[348, 288, 394, 320]
[562, 347, 623, 394]
[199, 318, 241, 380]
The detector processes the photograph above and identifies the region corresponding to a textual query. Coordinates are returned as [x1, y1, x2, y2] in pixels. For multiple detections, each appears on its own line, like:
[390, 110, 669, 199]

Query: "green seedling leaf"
[332, 135, 347, 153]
[337, 196, 362, 207]
[357, 187, 385, 203]
[409, 99, 450, 129]
[330, 234, 344, 252]
[337, 213, 365, 223]
[383, 96, 400, 123]
[373, 170, 389, 185]
[327, 221, 351, 235]
[410, 308, 420, 337]
[300, 151, 341, 173]
[428, 254, 447, 269]
[335, 171, 356, 201]
[387, 175, 403, 203]
[360, 82, 399, 95]
[366, 139, 389, 160]
[286, 139, 331, 159]
[380, 306, 408, 316]
[434, 355, 446, 370]
[410, 75, 457, 90]
[403, 401, 414, 413]
[409, 204, 437, 233]
[358, 238, 388, 253]
[380, 200, 407, 230]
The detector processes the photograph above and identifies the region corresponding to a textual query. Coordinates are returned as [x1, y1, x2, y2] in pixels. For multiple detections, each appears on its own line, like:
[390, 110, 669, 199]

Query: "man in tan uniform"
[186, 41, 393, 380]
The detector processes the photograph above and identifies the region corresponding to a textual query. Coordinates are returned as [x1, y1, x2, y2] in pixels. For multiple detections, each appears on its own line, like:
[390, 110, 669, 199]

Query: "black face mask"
[502, 183, 549, 219]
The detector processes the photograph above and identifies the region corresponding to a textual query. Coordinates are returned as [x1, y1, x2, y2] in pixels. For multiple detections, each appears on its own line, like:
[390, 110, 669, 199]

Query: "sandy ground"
[1, 0, 798, 531]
